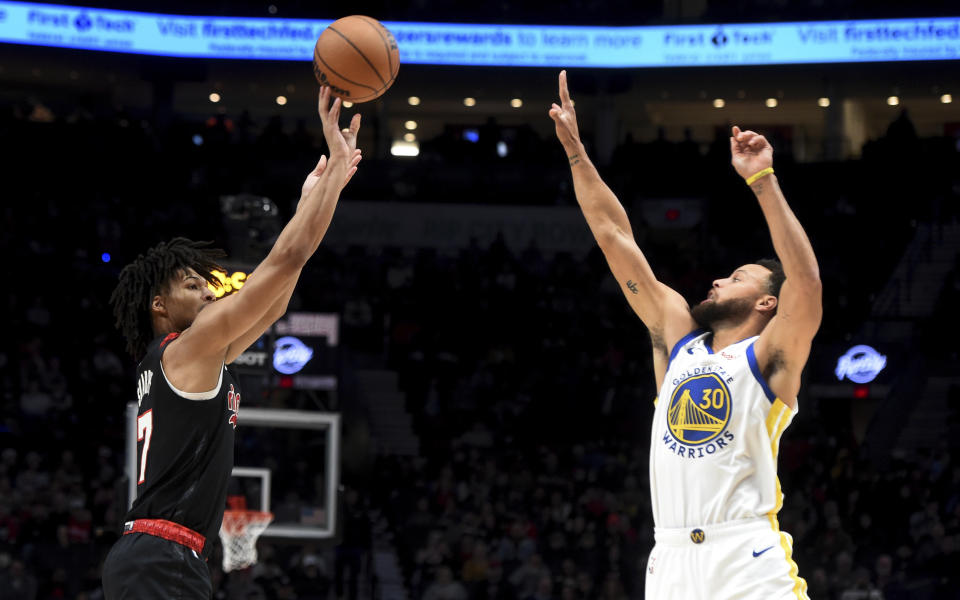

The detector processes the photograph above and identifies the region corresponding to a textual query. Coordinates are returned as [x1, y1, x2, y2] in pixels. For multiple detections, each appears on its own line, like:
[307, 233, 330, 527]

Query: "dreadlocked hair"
[110, 238, 226, 360]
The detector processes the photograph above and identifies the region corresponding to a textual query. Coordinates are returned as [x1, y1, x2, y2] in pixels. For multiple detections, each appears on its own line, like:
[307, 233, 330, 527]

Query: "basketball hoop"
[219, 496, 273, 572]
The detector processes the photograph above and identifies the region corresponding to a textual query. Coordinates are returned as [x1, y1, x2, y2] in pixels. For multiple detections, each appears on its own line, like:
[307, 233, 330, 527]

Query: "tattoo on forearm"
[626, 280, 639, 294]
[751, 182, 764, 195]
[568, 153, 581, 167]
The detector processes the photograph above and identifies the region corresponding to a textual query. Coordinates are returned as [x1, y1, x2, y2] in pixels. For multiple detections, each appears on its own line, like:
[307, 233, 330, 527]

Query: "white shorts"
[645, 516, 809, 600]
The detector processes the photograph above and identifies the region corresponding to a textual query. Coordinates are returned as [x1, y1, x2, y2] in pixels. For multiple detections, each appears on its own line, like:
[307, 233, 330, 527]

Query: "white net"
[219, 510, 274, 572]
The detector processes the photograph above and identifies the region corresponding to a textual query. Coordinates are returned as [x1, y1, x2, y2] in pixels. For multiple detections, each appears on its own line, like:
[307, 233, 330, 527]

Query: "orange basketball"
[313, 16, 400, 103]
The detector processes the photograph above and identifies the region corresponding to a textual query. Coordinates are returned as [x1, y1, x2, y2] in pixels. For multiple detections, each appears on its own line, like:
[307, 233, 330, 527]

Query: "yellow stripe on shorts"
[766, 398, 809, 599]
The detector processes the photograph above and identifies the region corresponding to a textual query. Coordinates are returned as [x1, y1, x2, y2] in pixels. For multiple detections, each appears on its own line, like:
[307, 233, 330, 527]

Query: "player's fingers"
[344, 166, 358, 185]
[559, 70, 572, 106]
[328, 97, 342, 126]
[732, 125, 741, 138]
[750, 135, 767, 148]
[349, 113, 362, 135]
[729, 136, 738, 155]
[316, 154, 327, 173]
[318, 87, 330, 119]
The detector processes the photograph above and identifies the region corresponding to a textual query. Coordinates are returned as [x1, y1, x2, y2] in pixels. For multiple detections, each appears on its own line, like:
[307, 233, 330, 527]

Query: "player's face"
[690, 264, 773, 328]
[165, 268, 215, 330]
[701, 264, 770, 305]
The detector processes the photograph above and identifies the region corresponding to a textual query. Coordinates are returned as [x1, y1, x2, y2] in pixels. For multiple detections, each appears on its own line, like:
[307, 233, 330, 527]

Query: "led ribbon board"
[0, 1, 957, 67]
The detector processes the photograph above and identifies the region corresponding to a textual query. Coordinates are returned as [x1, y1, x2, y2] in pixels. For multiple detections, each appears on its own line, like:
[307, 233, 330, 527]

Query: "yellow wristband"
[745, 167, 774, 186]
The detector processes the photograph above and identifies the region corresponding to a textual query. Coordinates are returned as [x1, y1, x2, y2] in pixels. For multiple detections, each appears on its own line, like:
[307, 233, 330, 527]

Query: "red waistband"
[123, 519, 205, 555]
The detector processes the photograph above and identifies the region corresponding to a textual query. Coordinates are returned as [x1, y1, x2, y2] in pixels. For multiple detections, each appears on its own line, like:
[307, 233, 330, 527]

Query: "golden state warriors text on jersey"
[650, 329, 797, 529]
[664, 365, 735, 458]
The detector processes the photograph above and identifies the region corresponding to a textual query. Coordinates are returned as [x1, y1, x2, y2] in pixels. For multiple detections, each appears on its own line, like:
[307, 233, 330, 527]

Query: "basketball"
[313, 16, 400, 103]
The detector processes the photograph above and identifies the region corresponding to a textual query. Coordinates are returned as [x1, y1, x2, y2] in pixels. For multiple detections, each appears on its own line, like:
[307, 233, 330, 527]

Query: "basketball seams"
[326, 26, 387, 88]
[314, 52, 378, 94]
[355, 15, 398, 80]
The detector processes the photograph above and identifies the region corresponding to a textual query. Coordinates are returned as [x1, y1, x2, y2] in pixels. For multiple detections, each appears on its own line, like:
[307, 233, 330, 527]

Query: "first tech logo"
[74, 13, 92, 31]
[72, 12, 135, 33]
[711, 29, 729, 46]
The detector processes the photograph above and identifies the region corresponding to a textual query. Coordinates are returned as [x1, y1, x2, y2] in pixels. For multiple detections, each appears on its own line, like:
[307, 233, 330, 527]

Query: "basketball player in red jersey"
[101, 87, 359, 599]
[549, 71, 821, 599]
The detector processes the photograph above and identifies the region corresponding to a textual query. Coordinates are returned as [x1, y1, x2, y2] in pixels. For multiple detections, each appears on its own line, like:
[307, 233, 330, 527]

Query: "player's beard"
[690, 297, 755, 329]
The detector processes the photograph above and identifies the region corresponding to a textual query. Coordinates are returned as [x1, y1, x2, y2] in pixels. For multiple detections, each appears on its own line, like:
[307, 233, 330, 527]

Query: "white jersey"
[650, 329, 796, 529]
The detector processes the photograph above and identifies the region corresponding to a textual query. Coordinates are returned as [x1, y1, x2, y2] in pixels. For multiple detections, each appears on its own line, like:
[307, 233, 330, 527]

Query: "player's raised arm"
[549, 70, 696, 369]
[166, 87, 362, 384]
[730, 126, 822, 403]
[223, 143, 359, 364]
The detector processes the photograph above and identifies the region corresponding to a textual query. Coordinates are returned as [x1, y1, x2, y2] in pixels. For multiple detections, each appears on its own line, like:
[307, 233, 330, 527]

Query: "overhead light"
[497, 141, 508, 157]
[886, 96, 900, 106]
[712, 98, 725, 108]
[403, 133, 416, 142]
[390, 140, 419, 157]
[463, 97, 476, 107]
[510, 98, 523, 108]
[209, 92, 221, 103]
[404, 120, 417, 130]
[275, 95, 287, 106]
[817, 97, 830, 107]
[765, 98, 778, 108]
[941, 94, 953, 104]
[408, 96, 420, 106]
[342, 100, 354, 108]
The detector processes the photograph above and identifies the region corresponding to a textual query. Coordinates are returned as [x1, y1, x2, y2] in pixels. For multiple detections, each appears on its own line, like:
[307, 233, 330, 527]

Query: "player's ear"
[756, 294, 777, 314]
[151, 294, 167, 317]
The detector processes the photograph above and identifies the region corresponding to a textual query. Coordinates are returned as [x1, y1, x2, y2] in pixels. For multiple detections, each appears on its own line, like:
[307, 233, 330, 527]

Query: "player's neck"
[152, 312, 187, 340]
[708, 320, 763, 352]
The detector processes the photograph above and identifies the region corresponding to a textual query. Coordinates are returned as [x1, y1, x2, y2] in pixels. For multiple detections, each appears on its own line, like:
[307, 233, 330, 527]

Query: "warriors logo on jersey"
[666, 373, 731, 446]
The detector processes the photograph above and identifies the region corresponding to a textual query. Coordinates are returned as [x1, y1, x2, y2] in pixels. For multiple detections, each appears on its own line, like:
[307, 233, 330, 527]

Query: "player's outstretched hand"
[318, 86, 362, 186]
[549, 70, 581, 150]
[297, 150, 361, 210]
[729, 125, 773, 181]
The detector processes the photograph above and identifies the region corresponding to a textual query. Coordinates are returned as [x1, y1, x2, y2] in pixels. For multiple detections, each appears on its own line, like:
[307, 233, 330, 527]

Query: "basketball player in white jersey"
[549, 71, 820, 599]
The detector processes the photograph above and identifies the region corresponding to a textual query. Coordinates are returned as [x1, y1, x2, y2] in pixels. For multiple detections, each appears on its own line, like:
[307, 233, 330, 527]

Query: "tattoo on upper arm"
[568, 153, 581, 167]
[625, 280, 639, 294]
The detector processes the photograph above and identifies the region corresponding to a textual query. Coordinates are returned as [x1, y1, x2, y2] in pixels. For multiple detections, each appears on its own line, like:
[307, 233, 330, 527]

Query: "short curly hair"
[754, 258, 785, 298]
